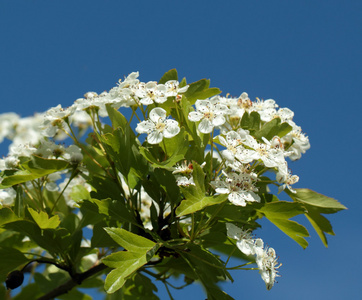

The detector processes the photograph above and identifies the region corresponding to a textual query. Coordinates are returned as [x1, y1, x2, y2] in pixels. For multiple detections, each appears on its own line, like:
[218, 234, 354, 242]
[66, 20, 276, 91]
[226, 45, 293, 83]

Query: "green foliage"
[102, 228, 159, 293]
[0, 69, 346, 299]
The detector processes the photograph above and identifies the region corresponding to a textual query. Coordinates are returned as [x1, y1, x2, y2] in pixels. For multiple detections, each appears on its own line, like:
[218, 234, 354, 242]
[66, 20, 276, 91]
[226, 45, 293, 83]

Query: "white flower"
[0, 113, 20, 143]
[188, 97, 228, 134]
[227, 223, 281, 290]
[176, 176, 195, 187]
[0, 187, 16, 206]
[41, 105, 75, 137]
[282, 122, 310, 161]
[226, 223, 256, 256]
[218, 129, 248, 163]
[164, 80, 189, 97]
[276, 171, 299, 194]
[135, 81, 167, 105]
[255, 246, 281, 290]
[211, 171, 260, 207]
[237, 136, 285, 169]
[136, 107, 180, 144]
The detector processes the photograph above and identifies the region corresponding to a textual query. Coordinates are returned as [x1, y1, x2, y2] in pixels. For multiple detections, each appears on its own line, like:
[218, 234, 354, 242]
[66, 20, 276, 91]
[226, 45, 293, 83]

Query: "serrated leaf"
[176, 162, 228, 216]
[286, 189, 345, 247]
[183, 79, 221, 105]
[259, 201, 309, 248]
[122, 272, 159, 300]
[258, 201, 306, 219]
[288, 188, 346, 213]
[305, 212, 334, 247]
[176, 192, 228, 217]
[106, 104, 129, 130]
[28, 207, 60, 229]
[253, 117, 292, 141]
[103, 244, 159, 294]
[139, 147, 184, 169]
[158, 69, 178, 84]
[104, 228, 155, 253]
[0, 156, 69, 188]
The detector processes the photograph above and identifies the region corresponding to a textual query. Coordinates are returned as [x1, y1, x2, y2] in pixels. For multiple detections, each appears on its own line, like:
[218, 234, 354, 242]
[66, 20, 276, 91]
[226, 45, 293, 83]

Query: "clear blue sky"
[1, 1, 361, 299]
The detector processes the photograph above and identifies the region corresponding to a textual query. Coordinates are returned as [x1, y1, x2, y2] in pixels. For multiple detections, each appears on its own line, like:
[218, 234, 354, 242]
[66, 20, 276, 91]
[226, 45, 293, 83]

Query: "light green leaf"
[0, 207, 19, 227]
[176, 192, 228, 217]
[70, 185, 91, 202]
[104, 228, 156, 253]
[103, 244, 159, 294]
[176, 162, 228, 216]
[0, 156, 69, 188]
[258, 201, 309, 248]
[28, 207, 60, 229]
[286, 189, 346, 247]
[288, 188, 346, 213]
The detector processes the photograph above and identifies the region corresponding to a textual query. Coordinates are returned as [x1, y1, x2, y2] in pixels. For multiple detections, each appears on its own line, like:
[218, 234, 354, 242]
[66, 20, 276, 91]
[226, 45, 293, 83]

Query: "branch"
[36, 263, 108, 300]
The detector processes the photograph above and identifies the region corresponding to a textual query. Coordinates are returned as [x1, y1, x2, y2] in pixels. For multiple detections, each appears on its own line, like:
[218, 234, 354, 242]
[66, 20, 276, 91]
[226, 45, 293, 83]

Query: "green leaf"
[12, 283, 42, 300]
[106, 104, 130, 130]
[287, 188, 346, 214]
[103, 243, 159, 294]
[183, 79, 221, 105]
[70, 185, 91, 202]
[258, 201, 309, 248]
[287, 189, 346, 247]
[176, 192, 227, 217]
[253, 117, 292, 141]
[139, 147, 184, 169]
[104, 228, 155, 253]
[0, 207, 19, 227]
[0, 156, 69, 188]
[122, 272, 159, 300]
[176, 162, 228, 216]
[158, 69, 178, 84]
[240, 111, 261, 132]
[28, 207, 60, 229]
[0, 247, 31, 281]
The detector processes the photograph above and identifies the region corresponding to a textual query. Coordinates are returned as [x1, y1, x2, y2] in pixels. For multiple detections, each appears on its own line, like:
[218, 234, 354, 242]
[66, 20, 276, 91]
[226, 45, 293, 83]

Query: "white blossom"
[188, 97, 228, 134]
[211, 171, 260, 206]
[136, 107, 180, 144]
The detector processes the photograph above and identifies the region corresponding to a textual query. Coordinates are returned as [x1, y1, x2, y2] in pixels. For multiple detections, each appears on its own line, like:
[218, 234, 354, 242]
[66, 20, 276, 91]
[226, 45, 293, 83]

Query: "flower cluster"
[0, 70, 324, 298]
[226, 223, 281, 289]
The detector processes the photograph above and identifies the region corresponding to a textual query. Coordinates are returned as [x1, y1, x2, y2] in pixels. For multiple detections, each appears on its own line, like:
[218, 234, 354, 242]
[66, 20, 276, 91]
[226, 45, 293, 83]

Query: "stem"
[50, 168, 79, 214]
[36, 263, 108, 300]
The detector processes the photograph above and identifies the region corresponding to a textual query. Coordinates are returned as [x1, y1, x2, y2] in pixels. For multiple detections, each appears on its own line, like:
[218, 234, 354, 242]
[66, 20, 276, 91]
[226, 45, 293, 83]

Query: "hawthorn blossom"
[226, 223, 256, 256]
[226, 223, 281, 290]
[41, 104, 75, 137]
[211, 171, 260, 206]
[237, 135, 285, 169]
[136, 107, 180, 144]
[134, 81, 167, 105]
[164, 80, 189, 97]
[255, 243, 281, 290]
[282, 122, 310, 161]
[188, 97, 228, 134]
[218, 129, 249, 163]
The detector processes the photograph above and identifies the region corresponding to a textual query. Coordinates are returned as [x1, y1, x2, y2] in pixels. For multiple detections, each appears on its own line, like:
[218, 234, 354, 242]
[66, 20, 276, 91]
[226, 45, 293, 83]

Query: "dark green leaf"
[158, 69, 178, 84]
[0, 247, 30, 282]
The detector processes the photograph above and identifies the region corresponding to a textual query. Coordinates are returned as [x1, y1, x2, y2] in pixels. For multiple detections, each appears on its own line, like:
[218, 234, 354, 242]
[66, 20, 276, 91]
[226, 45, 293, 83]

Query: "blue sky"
[1, 1, 361, 299]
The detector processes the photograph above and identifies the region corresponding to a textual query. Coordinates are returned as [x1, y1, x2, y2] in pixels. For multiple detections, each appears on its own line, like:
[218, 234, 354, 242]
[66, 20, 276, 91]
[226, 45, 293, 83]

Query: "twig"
[36, 263, 108, 300]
